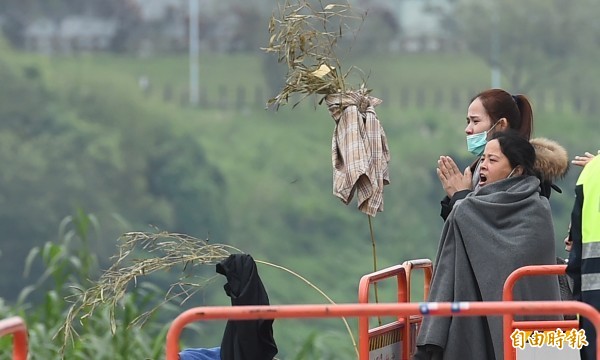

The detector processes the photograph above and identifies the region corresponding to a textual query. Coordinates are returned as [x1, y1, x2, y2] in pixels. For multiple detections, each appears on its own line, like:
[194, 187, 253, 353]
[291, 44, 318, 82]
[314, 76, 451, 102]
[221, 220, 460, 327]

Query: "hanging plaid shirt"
[325, 91, 390, 217]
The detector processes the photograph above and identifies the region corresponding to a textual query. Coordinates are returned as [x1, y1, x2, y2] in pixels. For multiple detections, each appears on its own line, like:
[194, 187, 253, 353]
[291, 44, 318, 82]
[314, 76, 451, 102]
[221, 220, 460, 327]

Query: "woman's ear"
[497, 118, 508, 131]
[514, 166, 524, 176]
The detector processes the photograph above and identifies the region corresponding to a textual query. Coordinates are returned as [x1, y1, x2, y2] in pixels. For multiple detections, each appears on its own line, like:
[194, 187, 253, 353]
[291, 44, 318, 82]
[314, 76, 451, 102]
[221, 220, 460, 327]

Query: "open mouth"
[479, 173, 487, 185]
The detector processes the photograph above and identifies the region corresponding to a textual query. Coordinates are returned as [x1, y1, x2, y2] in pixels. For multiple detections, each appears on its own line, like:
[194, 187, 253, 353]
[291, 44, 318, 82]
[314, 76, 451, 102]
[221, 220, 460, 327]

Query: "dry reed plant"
[262, 0, 370, 109]
[58, 231, 358, 357]
[58, 231, 240, 352]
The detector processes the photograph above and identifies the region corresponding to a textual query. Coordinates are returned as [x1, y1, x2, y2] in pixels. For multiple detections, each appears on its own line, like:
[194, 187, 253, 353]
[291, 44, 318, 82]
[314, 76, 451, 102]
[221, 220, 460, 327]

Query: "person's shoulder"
[585, 155, 600, 170]
[578, 155, 600, 183]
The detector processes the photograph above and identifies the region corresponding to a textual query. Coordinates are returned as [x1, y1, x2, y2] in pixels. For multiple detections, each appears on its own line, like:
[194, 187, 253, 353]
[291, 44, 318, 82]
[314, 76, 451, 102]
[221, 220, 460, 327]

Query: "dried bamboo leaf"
[264, 0, 371, 109]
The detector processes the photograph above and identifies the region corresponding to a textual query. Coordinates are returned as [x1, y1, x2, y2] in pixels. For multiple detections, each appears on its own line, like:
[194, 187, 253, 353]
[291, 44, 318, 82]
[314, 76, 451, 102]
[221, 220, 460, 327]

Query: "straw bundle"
[58, 231, 240, 351]
[262, 0, 369, 108]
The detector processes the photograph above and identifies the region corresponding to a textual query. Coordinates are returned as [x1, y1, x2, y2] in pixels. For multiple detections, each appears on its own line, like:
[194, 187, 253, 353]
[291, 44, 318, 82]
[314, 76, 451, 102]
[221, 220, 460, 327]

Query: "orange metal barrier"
[403, 258, 432, 303]
[357, 259, 433, 360]
[165, 301, 600, 360]
[502, 264, 580, 359]
[0, 316, 28, 360]
[358, 264, 410, 359]
[402, 259, 432, 359]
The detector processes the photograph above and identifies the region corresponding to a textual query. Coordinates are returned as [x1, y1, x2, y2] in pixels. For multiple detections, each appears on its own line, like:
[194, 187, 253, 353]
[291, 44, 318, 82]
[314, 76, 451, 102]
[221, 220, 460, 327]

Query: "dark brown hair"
[471, 89, 533, 140]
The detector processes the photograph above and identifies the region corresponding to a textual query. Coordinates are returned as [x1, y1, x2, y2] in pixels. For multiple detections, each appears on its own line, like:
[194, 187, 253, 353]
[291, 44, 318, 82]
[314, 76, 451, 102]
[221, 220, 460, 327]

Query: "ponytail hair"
[512, 94, 533, 140]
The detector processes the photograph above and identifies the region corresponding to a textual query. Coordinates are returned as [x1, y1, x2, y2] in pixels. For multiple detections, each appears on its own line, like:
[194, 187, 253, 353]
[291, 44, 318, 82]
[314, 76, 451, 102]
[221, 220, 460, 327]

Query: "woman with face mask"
[414, 130, 563, 360]
[437, 88, 568, 220]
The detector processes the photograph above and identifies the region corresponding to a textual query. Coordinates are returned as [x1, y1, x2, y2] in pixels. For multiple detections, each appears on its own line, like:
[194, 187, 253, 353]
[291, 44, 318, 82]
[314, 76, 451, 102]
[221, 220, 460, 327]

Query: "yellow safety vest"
[578, 156, 600, 245]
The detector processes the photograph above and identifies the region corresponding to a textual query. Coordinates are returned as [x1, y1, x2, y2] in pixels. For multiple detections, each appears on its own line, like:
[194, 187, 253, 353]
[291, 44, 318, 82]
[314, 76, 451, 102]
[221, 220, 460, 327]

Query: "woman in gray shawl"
[414, 130, 562, 360]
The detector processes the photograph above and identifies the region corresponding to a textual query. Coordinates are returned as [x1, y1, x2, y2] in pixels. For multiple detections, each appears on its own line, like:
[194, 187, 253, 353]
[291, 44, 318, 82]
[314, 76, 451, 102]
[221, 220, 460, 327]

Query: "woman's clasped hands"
[436, 155, 473, 198]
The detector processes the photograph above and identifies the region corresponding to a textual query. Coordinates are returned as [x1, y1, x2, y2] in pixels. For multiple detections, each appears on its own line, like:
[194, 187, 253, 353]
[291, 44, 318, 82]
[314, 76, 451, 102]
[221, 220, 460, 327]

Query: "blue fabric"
[179, 347, 220, 360]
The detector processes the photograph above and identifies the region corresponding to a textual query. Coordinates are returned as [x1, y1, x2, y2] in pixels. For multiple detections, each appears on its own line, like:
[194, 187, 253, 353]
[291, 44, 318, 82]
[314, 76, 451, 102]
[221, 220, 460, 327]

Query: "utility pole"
[490, 9, 501, 88]
[189, 0, 200, 105]
[396, 0, 404, 52]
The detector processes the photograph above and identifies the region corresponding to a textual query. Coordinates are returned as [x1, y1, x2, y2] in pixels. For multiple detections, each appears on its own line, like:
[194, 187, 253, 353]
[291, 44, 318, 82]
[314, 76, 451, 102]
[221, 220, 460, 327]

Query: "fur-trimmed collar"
[530, 137, 569, 181]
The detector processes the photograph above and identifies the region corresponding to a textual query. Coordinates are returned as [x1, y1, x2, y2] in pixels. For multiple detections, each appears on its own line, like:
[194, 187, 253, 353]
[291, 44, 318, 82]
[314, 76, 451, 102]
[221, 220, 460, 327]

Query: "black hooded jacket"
[217, 254, 278, 360]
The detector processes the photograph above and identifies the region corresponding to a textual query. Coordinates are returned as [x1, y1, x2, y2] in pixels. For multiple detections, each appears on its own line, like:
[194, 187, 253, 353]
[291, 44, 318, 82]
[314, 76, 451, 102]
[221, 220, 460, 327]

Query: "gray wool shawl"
[417, 176, 561, 360]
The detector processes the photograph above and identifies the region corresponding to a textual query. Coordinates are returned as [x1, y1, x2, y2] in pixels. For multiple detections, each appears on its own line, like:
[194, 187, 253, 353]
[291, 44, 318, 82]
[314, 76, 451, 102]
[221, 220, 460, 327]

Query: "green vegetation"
[0, 36, 596, 358]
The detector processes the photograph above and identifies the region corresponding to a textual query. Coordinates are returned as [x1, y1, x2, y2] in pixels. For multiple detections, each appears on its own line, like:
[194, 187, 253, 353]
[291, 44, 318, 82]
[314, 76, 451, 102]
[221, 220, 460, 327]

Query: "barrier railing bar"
[402, 259, 432, 359]
[502, 264, 573, 359]
[503, 265, 569, 302]
[358, 264, 409, 359]
[165, 301, 600, 360]
[0, 316, 28, 360]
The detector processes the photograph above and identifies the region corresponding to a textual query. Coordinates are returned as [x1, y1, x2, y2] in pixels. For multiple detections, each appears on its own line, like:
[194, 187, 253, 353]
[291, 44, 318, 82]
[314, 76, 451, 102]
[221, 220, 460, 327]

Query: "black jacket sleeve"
[566, 184, 583, 301]
[440, 189, 472, 221]
[539, 179, 562, 199]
